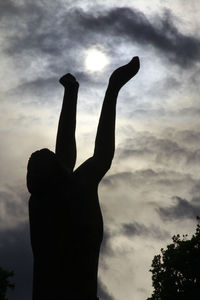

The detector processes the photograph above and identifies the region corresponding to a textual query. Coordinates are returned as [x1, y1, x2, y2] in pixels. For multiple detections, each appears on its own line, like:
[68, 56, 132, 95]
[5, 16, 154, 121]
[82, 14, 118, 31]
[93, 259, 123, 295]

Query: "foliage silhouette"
[147, 217, 200, 300]
[27, 57, 140, 299]
[0, 267, 15, 300]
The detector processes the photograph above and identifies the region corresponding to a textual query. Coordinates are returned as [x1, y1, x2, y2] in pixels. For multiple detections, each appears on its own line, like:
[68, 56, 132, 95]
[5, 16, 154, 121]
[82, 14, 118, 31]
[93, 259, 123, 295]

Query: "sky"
[0, 0, 200, 299]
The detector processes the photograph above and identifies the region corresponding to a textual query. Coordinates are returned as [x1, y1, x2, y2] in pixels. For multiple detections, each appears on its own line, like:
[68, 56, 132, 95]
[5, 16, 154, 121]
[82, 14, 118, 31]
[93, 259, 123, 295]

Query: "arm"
[55, 74, 79, 171]
[93, 85, 118, 171]
[93, 56, 140, 172]
[75, 57, 140, 182]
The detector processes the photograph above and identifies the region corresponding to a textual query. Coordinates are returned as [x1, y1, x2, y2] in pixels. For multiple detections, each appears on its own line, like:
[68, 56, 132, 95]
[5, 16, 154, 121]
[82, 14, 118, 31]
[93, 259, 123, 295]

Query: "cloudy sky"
[0, 0, 200, 299]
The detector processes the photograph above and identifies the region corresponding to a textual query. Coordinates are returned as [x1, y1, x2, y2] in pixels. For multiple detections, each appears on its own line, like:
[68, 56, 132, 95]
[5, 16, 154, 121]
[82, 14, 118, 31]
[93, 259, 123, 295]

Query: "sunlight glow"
[85, 48, 108, 72]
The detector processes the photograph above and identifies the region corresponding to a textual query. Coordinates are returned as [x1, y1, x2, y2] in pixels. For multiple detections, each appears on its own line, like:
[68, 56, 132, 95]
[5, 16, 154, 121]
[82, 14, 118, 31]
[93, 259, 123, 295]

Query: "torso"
[29, 170, 103, 299]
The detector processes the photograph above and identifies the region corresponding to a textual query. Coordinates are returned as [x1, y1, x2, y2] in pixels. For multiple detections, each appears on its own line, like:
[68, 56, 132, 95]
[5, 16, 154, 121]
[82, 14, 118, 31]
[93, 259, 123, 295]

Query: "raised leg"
[55, 73, 79, 171]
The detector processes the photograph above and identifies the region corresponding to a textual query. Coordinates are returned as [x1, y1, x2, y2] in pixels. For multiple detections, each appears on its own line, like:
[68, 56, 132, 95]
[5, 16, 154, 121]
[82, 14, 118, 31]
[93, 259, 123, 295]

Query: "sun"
[84, 48, 108, 72]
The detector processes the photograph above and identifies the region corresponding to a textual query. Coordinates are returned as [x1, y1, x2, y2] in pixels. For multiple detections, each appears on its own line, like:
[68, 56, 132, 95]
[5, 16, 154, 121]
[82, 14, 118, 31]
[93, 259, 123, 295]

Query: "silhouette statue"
[27, 57, 140, 300]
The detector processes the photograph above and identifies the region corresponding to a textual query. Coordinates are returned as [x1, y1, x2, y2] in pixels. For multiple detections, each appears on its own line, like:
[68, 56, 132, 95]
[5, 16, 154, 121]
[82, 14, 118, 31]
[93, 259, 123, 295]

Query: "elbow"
[104, 159, 112, 172]
[94, 153, 113, 172]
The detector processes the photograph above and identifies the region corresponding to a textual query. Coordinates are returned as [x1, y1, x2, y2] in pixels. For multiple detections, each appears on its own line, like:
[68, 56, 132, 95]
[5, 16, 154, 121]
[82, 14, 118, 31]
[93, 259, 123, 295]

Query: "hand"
[59, 73, 79, 88]
[109, 56, 140, 90]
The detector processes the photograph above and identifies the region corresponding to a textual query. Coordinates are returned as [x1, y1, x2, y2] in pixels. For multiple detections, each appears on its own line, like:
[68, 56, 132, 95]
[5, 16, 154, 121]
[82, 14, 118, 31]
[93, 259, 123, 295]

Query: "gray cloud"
[117, 132, 200, 171]
[122, 221, 169, 239]
[158, 196, 200, 220]
[100, 228, 115, 258]
[0, 185, 28, 229]
[102, 171, 134, 187]
[173, 130, 200, 147]
[99, 227, 118, 274]
[103, 168, 196, 192]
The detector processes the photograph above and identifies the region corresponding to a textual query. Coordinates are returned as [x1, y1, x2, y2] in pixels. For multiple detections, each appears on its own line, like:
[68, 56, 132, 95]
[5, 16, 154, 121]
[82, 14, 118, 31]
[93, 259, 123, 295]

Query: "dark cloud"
[98, 279, 114, 300]
[75, 7, 200, 67]
[122, 221, 169, 239]
[2, 2, 199, 109]
[0, 222, 32, 300]
[13, 71, 100, 102]
[0, 0, 21, 18]
[13, 76, 59, 101]
[158, 196, 200, 220]
[2, 2, 200, 74]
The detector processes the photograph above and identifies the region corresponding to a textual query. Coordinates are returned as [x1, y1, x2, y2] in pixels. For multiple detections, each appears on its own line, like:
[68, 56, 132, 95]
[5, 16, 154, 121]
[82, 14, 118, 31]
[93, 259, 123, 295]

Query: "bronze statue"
[27, 57, 140, 300]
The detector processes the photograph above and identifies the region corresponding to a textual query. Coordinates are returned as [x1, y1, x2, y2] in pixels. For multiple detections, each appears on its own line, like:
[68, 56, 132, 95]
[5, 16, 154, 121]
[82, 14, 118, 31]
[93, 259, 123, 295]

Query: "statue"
[27, 57, 140, 300]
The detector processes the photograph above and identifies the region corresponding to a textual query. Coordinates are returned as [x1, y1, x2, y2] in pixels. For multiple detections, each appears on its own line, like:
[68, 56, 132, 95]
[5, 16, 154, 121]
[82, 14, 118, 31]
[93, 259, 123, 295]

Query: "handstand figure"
[27, 57, 140, 300]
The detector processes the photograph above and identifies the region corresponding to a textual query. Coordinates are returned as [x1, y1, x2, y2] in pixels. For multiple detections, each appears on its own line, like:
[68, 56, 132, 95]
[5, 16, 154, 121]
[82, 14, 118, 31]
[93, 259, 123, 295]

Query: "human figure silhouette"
[27, 57, 140, 300]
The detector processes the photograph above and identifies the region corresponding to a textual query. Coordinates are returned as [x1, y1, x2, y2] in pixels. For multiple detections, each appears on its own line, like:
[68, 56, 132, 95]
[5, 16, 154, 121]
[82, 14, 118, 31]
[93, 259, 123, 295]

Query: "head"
[27, 148, 68, 195]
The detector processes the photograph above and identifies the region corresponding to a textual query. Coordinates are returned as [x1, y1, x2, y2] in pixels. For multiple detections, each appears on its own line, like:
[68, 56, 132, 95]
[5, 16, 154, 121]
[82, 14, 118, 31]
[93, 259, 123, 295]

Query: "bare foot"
[109, 56, 140, 90]
[59, 73, 79, 88]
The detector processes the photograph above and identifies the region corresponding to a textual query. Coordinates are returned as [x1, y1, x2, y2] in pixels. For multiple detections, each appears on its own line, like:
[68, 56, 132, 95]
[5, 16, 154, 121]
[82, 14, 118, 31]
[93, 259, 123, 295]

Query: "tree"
[147, 218, 200, 300]
[0, 267, 15, 300]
